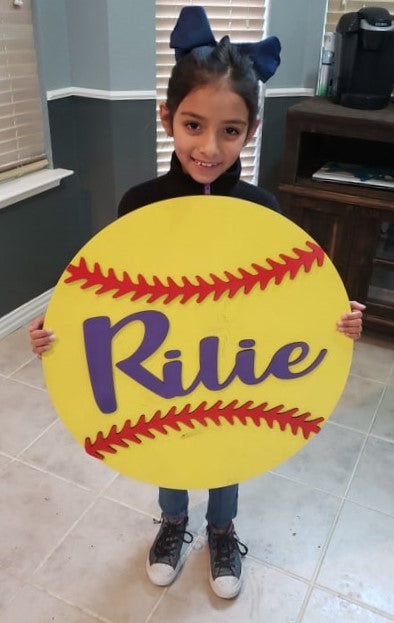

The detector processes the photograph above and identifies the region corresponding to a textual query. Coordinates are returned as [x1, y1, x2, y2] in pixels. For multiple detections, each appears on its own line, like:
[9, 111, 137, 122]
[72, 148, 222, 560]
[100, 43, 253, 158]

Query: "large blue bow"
[170, 6, 281, 83]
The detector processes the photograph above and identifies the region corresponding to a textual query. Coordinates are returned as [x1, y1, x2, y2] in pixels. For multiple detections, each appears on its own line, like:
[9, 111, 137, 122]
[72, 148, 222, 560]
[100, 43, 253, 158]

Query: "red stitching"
[65, 240, 324, 304]
[85, 400, 324, 460]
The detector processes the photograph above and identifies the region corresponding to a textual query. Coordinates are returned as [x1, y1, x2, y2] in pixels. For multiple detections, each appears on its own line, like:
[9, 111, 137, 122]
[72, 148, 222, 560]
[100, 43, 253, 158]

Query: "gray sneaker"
[207, 523, 248, 599]
[146, 515, 193, 586]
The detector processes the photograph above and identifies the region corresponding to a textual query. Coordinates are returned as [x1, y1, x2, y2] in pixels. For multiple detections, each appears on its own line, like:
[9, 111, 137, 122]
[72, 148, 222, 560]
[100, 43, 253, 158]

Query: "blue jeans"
[159, 485, 239, 530]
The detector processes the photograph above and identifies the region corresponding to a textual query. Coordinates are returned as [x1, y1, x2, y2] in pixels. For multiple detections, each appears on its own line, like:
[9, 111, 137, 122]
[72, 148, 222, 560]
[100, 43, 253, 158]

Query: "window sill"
[0, 168, 74, 210]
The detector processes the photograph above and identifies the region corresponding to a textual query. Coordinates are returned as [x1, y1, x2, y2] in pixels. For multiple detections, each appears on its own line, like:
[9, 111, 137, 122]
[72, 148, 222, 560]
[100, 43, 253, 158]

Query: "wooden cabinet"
[279, 97, 394, 334]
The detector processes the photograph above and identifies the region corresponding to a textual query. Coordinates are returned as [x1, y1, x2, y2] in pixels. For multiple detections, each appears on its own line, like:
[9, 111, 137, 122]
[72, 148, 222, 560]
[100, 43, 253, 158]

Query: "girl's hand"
[29, 314, 56, 358]
[337, 301, 366, 340]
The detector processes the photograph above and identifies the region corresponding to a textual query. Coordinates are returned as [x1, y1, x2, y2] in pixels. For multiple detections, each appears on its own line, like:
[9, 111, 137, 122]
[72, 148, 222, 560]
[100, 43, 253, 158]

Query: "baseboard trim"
[0, 289, 54, 340]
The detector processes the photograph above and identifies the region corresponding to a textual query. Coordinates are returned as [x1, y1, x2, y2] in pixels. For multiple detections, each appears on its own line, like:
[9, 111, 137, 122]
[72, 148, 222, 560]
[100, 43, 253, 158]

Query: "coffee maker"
[331, 7, 394, 109]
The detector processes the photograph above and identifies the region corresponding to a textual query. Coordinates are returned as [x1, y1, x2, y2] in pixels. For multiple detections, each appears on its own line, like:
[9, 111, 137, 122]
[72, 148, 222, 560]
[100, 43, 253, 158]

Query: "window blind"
[0, 0, 48, 182]
[326, 0, 394, 32]
[156, 0, 267, 183]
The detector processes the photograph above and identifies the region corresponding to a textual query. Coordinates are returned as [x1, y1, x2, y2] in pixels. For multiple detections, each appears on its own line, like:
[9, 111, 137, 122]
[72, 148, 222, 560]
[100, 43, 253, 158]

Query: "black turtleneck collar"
[118, 149, 280, 218]
[168, 151, 242, 195]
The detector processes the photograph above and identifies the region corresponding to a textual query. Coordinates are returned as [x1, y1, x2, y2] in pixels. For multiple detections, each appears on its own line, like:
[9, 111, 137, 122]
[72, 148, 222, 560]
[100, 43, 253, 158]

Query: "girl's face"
[160, 83, 258, 185]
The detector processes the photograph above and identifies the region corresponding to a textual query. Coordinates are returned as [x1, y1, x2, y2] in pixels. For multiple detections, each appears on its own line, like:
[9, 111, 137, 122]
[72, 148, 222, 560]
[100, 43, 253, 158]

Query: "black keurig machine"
[331, 7, 394, 109]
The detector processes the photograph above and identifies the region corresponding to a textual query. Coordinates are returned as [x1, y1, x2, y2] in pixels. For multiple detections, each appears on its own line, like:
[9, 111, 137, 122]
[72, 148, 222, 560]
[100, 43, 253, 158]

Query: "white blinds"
[0, 0, 48, 182]
[326, 0, 394, 32]
[156, 0, 267, 182]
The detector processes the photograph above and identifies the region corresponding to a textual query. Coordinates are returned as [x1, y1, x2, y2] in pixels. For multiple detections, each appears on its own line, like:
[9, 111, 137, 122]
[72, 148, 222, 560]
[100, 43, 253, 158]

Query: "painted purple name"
[83, 311, 328, 414]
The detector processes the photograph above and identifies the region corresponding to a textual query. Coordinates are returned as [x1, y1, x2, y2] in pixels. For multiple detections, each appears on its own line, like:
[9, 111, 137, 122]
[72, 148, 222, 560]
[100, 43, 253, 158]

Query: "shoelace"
[153, 517, 193, 558]
[212, 531, 248, 574]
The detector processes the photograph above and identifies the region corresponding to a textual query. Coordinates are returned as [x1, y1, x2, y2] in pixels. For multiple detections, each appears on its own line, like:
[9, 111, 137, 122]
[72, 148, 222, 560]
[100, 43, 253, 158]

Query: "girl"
[30, 6, 365, 601]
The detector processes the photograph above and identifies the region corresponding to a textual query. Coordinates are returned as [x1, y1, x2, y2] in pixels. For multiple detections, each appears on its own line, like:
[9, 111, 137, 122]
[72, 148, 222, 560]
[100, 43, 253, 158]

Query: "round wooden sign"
[43, 196, 353, 488]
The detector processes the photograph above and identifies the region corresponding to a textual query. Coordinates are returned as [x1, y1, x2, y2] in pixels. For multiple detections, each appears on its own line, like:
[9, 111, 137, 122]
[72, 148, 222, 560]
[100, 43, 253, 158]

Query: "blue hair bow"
[170, 6, 281, 83]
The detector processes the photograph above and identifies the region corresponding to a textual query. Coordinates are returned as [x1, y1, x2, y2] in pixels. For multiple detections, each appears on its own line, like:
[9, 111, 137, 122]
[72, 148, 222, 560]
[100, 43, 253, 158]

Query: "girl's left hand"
[337, 301, 366, 340]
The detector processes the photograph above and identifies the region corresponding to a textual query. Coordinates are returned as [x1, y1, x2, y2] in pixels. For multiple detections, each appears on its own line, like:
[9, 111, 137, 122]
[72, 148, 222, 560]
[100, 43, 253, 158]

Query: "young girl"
[30, 6, 365, 601]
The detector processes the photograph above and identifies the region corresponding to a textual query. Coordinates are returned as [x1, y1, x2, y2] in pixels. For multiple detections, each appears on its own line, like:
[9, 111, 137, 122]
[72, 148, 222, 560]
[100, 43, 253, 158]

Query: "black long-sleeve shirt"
[118, 152, 280, 217]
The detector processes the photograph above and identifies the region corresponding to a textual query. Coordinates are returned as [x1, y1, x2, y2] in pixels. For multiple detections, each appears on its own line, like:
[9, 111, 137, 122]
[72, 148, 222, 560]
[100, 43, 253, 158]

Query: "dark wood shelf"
[281, 179, 394, 211]
[279, 97, 394, 335]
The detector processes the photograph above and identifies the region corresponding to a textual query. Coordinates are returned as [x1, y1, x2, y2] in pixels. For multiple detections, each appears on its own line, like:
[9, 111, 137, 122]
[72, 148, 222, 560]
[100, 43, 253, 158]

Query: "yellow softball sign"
[43, 196, 352, 489]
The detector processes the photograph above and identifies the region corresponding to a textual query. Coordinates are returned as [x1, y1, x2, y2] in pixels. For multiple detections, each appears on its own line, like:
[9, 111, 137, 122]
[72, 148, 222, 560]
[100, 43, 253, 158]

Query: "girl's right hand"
[29, 315, 55, 358]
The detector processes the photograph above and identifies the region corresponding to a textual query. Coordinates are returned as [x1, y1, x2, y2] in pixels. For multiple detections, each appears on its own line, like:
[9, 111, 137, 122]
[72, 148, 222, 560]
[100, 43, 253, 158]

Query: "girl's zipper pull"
[204, 184, 211, 195]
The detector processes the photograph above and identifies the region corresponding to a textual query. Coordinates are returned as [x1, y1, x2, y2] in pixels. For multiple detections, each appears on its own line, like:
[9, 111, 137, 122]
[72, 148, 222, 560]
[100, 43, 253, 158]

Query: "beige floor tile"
[0, 326, 34, 376]
[0, 454, 12, 471]
[236, 472, 341, 579]
[0, 378, 57, 456]
[347, 437, 394, 516]
[273, 422, 365, 496]
[371, 386, 394, 442]
[1, 303, 393, 622]
[330, 375, 386, 431]
[103, 474, 160, 516]
[11, 356, 47, 391]
[0, 461, 93, 579]
[150, 541, 307, 623]
[0, 568, 24, 609]
[350, 338, 394, 383]
[302, 588, 393, 623]
[33, 498, 167, 623]
[105, 475, 208, 533]
[0, 584, 103, 623]
[21, 420, 115, 490]
[317, 502, 394, 615]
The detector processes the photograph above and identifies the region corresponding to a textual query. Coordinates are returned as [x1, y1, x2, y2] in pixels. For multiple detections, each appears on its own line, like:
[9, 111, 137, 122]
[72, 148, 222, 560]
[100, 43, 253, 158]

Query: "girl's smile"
[160, 84, 258, 185]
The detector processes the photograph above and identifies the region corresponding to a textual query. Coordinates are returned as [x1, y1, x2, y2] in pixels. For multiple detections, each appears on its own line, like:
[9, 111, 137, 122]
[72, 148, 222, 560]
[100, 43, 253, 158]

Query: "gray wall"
[0, 98, 88, 316]
[33, 0, 71, 90]
[268, 0, 327, 89]
[2, 0, 327, 317]
[259, 1, 327, 197]
[259, 96, 309, 195]
[1, 0, 157, 317]
[67, 0, 112, 90]
[35, 0, 156, 92]
[35, 0, 326, 92]
[106, 0, 156, 90]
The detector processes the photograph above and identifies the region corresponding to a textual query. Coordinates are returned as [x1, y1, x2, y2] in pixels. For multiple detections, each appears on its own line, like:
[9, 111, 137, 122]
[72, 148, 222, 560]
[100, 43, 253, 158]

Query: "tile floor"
[0, 325, 394, 622]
